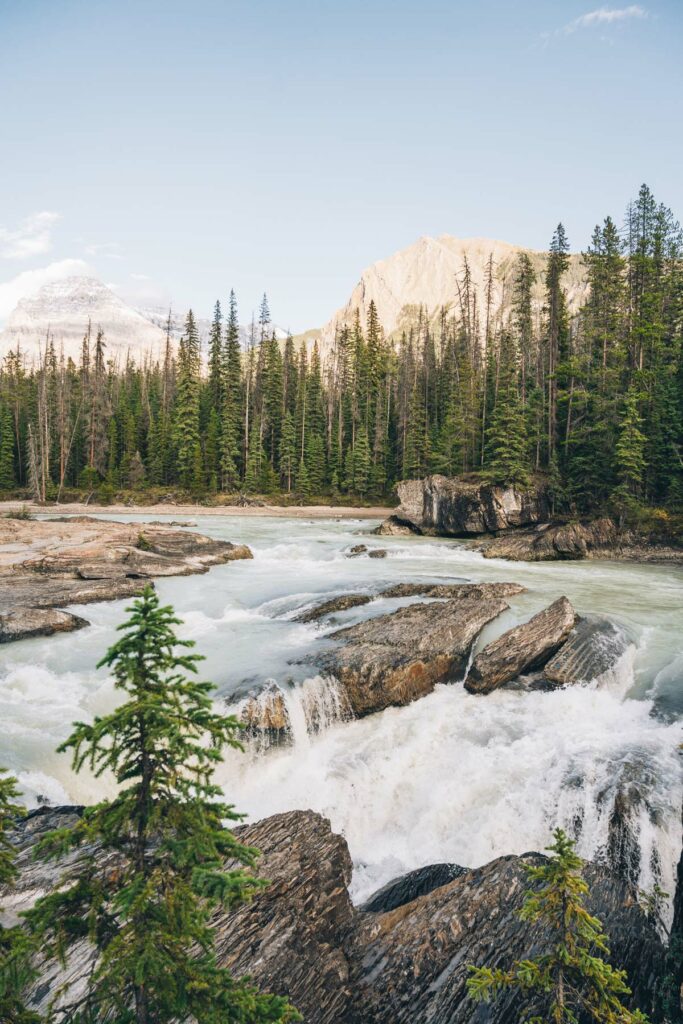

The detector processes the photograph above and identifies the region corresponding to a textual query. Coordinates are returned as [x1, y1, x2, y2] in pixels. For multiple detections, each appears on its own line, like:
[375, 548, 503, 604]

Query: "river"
[1, 514, 681, 912]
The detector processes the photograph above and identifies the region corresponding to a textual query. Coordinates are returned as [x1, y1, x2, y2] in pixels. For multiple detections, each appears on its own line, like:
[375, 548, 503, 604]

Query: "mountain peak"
[0, 275, 168, 361]
[319, 234, 587, 346]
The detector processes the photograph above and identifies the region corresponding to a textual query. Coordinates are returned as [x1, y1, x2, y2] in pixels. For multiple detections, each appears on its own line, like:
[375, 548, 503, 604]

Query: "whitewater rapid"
[1, 514, 681, 915]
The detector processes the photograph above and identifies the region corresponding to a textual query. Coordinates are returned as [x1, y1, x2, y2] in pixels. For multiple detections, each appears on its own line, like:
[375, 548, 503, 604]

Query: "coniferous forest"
[1, 185, 682, 526]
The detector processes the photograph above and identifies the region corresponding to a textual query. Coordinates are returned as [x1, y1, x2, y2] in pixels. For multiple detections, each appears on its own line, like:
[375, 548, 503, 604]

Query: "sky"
[0, 0, 681, 331]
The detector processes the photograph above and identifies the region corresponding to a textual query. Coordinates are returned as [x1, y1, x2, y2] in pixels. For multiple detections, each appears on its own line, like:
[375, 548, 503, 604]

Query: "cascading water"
[1, 512, 681, 920]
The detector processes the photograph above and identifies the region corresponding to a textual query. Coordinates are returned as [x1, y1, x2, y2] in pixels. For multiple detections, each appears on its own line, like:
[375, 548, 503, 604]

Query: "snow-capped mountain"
[0, 277, 169, 363]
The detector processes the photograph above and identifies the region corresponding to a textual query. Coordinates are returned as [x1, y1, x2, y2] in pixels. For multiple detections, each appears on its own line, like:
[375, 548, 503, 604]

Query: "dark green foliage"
[0, 769, 40, 1023]
[467, 829, 650, 1024]
[25, 588, 298, 1024]
[1, 185, 681, 512]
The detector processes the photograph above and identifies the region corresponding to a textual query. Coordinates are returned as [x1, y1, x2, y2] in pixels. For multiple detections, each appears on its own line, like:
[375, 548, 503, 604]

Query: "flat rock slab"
[0, 607, 89, 644]
[297, 594, 373, 623]
[379, 581, 525, 601]
[315, 589, 512, 715]
[465, 596, 578, 694]
[0, 517, 252, 644]
[544, 616, 632, 686]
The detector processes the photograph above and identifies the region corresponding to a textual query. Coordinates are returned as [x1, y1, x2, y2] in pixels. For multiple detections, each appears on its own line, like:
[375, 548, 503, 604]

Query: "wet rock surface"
[476, 516, 683, 564]
[379, 581, 525, 601]
[378, 475, 549, 537]
[314, 588, 512, 715]
[296, 593, 373, 623]
[466, 596, 578, 694]
[543, 616, 632, 686]
[0, 607, 89, 644]
[5, 807, 665, 1024]
[0, 517, 252, 643]
[360, 863, 467, 913]
[375, 515, 422, 536]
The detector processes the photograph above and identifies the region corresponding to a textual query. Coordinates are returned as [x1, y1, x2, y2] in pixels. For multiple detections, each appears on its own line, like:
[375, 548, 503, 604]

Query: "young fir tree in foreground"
[0, 769, 40, 1024]
[25, 587, 298, 1024]
[467, 828, 650, 1024]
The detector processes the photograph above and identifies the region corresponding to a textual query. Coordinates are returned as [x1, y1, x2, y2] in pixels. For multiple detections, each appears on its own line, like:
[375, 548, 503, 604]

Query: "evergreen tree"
[467, 828, 650, 1024]
[0, 405, 16, 490]
[207, 300, 223, 412]
[485, 333, 530, 484]
[0, 769, 40, 1024]
[26, 589, 298, 1024]
[614, 388, 647, 513]
[351, 426, 370, 496]
[278, 410, 296, 492]
[220, 290, 243, 490]
[174, 311, 202, 489]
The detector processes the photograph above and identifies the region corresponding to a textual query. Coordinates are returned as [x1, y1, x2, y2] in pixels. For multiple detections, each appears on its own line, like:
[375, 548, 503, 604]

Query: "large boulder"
[465, 597, 578, 694]
[378, 475, 549, 537]
[314, 588, 513, 715]
[5, 808, 665, 1024]
[0, 607, 88, 644]
[543, 616, 633, 687]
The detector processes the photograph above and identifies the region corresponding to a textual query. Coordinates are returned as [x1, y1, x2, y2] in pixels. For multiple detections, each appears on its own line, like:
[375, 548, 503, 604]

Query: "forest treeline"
[0, 184, 681, 519]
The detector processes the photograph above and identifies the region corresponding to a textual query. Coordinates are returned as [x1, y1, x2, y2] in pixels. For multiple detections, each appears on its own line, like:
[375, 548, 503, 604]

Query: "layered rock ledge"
[466, 596, 578, 694]
[312, 582, 525, 715]
[0, 516, 252, 643]
[3, 806, 666, 1024]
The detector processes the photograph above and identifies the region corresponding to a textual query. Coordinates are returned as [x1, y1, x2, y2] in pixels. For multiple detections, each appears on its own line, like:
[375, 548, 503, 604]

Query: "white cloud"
[84, 241, 124, 260]
[564, 5, 647, 32]
[0, 211, 61, 260]
[0, 258, 91, 322]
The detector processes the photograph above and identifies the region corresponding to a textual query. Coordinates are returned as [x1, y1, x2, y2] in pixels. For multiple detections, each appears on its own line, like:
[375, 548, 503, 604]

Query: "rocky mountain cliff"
[318, 234, 588, 349]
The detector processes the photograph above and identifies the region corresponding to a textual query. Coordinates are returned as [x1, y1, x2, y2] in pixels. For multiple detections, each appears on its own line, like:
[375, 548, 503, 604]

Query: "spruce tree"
[613, 388, 647, 515]
[26, 588, 298, 1024]
[278, 411, 296, 491]
[0, 405, 16, 490]
[352, 426, 371, 497]
[220, 290, 243, 491]
[485, 334, 530, 485]
[467, 829, 650, 1024]
[0, 769, 40, 1024]
[174, 311, 202, 489]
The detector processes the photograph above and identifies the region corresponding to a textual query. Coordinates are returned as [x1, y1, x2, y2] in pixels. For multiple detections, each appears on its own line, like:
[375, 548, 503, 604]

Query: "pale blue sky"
[0, 0, 681, 330]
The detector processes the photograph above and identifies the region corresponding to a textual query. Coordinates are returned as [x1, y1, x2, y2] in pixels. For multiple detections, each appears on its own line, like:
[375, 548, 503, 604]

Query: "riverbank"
[0, 500, 393, 520]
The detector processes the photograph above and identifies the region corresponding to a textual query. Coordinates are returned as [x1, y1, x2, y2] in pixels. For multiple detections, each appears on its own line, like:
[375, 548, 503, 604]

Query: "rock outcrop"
[543, 616, 632, 686]
[314, 586, 515, 715]
[477, 517, 683, 564]
[296, 594, 373, 624]
[0, 517, 252, 643]
[477, 517, 619, 561]
[5, 807, 665, 1024]
[379, 581, 525, 601]
[465, 597, 578, 694]
[360, 863, 467, 913]
[0, 607, 89, 643]
[378, 475, 549, 537]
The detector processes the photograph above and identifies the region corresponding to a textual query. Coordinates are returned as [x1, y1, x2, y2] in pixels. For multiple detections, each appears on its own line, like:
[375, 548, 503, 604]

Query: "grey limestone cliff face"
[380, 475, 549, 537]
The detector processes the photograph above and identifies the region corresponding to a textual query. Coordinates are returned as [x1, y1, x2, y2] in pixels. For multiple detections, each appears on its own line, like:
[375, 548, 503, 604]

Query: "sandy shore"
[0, 501, 393, 520]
